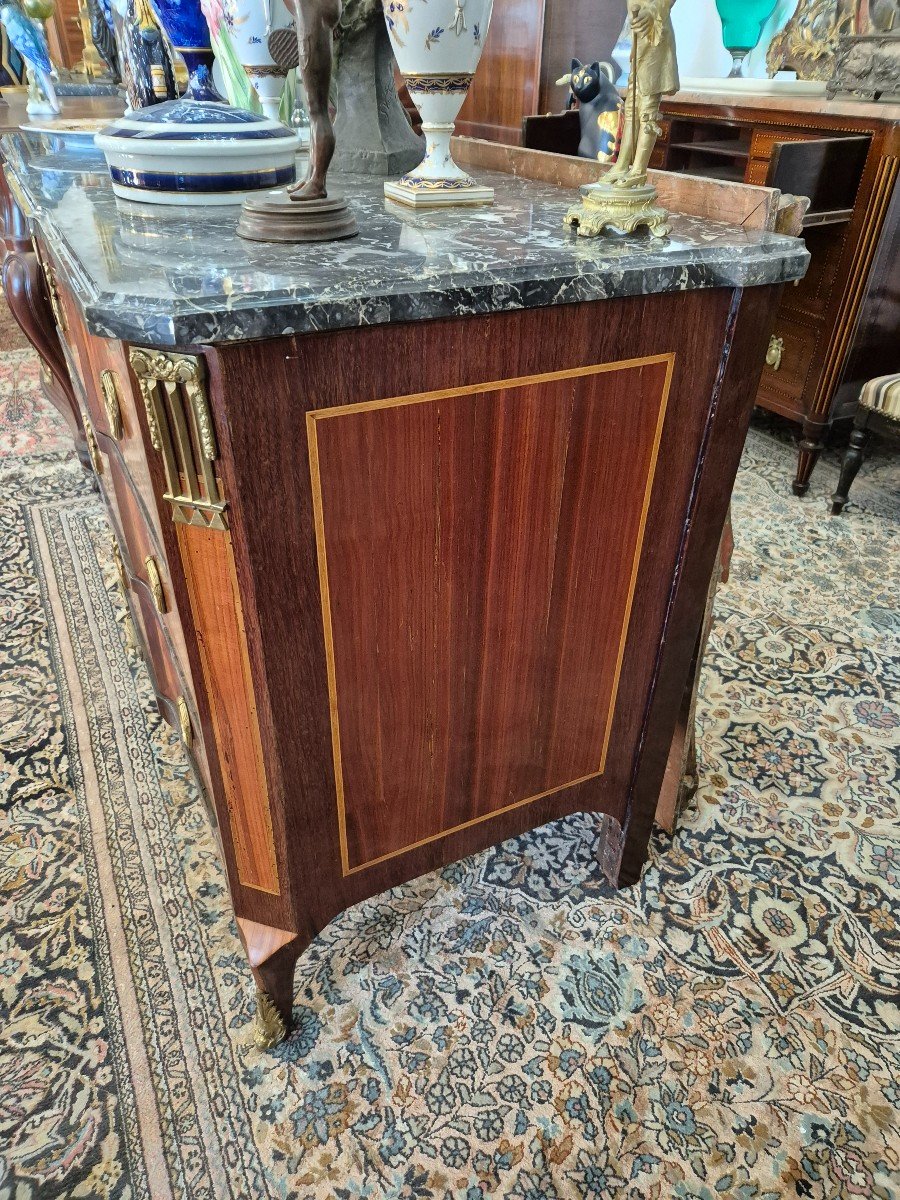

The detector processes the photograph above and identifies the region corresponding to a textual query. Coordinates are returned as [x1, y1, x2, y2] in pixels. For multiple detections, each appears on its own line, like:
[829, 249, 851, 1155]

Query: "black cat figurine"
[559, 58, 621, 162]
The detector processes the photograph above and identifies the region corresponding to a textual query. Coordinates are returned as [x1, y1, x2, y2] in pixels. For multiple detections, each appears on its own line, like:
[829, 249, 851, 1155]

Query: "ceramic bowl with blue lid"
[95, 100, 299, 206]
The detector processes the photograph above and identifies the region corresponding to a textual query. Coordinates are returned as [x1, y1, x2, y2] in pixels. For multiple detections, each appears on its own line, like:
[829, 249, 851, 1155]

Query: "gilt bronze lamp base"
[564, 182, 671, 239]
[237, 190, 358, 243]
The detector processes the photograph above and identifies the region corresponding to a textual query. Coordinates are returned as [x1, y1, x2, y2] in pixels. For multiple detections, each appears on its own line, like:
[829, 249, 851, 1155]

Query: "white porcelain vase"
[224, 0, 292, 123]
[383, 0, 494, 207]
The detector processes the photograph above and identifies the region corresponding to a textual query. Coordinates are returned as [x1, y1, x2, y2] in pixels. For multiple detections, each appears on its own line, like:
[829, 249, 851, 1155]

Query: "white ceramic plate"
[20, 117, 109, 139]
[678, 77, 828, 96]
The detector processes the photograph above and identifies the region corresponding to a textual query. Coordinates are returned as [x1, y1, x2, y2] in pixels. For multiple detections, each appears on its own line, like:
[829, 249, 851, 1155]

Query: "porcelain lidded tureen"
[95, 0, 298, 205]
[383, 0, 495, 207]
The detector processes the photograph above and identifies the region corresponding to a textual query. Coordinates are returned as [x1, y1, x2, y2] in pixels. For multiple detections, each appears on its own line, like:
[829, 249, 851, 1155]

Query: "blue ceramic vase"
[152, 0, 221, 99]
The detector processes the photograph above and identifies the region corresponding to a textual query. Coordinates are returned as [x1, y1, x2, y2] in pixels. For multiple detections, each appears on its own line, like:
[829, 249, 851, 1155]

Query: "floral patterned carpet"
[1, 343, 898, 1200]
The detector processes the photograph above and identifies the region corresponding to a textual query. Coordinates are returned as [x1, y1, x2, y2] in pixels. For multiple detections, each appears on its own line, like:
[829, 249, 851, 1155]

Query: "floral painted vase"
[383, 0, 494, 207]
[222, 0, 293, 123]
[200, 0, 259, 112]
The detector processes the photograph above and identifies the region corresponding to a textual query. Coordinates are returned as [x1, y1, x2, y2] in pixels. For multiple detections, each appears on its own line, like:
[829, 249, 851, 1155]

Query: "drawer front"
[745, 158, 770, 186]
[110, 515, 213, 793]
[37, 247, 166, 549]
[102, 447, 195, 693]
[757, 317, 822, 407]
[782, 225, 848, 320]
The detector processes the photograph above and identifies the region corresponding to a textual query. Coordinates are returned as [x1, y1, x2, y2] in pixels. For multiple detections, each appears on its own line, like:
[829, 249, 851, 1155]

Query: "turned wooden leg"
[1, 247, 89, 468]
[831, 409, 869, 515]
[236, 917, 306, 1048]
[792, 417, 827, 496]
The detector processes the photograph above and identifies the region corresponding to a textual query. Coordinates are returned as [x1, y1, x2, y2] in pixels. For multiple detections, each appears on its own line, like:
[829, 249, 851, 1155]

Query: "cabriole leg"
[237, 918, 306, 1049]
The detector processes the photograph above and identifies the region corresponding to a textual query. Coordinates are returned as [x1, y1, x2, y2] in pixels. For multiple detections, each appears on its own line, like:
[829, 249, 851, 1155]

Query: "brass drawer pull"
[177, 695, 193, 749]
[38, 251, 67, 332]
[766, 335, 783, 371]
[84, 416, 103, 475]
[100, 370, 123, 439]
[144, 555, 167, 614]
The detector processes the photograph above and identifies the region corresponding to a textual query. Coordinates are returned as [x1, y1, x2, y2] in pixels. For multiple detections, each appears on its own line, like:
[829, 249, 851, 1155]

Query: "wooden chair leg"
[831, 409, 870, 515]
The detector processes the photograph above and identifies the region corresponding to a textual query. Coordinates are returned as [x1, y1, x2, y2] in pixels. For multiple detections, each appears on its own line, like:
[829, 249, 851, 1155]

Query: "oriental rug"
[1, 349, 898, 1200]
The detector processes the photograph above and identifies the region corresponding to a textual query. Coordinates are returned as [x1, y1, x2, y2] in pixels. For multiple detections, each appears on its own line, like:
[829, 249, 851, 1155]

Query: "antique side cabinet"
[521, 93, 900, 495]
[1, 125, 807, 1043]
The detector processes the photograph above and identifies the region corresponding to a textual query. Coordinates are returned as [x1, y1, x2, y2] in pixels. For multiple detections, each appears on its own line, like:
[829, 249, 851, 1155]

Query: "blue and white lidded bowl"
[94, 100, 299, 206]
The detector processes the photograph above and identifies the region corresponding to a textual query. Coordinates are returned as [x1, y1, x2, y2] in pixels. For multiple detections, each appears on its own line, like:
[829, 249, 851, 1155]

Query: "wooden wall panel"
[452, 0, 627, 145]
[46, 0, 86, 70]
[455, 0, 546, 144]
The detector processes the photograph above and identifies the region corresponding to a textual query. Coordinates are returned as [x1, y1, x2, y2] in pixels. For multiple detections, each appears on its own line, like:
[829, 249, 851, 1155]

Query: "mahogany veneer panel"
[308, 357, 672, 872]
[178, 522, 280, 895]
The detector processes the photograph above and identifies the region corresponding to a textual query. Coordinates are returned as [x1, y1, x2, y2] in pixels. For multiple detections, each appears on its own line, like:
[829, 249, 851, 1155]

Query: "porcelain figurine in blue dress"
[88, 0, 121, 81]
[111, 0, 176, 109]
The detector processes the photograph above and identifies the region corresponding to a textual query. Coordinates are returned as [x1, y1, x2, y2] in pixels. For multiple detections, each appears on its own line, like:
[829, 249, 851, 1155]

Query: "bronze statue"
[286, 0, 340, 201]
[237, 0, 357, 241]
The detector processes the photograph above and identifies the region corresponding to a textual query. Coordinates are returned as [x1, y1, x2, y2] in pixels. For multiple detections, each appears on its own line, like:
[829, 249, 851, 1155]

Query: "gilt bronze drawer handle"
[144, 555, 167, 614]
[84, 416, 103, 475]
[100, 370, 123, 439]
[111, 538, 128, 594]
[34, 243, 67, 333]
[766, 335, 784, 371]
[177, 695, 193, 749]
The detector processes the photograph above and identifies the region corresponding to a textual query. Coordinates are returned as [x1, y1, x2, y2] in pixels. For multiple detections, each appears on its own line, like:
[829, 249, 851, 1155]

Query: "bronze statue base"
[237, 190, 358, 243]
[564, 182, 671, 239]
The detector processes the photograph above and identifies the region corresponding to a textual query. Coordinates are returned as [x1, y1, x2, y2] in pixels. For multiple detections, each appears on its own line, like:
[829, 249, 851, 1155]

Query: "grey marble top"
[1, 129, 809, 347]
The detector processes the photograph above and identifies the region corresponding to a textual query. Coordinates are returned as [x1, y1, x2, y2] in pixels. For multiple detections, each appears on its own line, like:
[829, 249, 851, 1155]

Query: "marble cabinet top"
[1, 129, 809, 347]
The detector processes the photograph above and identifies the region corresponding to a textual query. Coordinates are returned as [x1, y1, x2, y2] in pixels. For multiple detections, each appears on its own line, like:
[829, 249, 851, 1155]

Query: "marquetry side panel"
[130, 347, 280, 896]
[308, 355, 674, 875]
[178, 523, 280, 894]
[810, 154, 899, 417]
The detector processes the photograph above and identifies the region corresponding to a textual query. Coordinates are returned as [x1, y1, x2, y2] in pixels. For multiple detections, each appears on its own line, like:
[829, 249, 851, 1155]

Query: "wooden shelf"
[669, 140, 750, 159]
[803, 208, 854, 228]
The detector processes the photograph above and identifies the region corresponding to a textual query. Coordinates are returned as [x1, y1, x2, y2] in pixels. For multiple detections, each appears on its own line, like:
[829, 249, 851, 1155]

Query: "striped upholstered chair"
[831, 374, 900, 515]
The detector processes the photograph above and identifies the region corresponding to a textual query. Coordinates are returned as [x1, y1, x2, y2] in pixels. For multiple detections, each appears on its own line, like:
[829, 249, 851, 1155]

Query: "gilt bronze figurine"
[564, 0, 678, 239]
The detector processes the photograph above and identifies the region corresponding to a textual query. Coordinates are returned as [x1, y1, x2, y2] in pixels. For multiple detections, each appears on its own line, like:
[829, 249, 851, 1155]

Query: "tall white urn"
[224, 0, 293, 123]
[382, 0, 494, 207]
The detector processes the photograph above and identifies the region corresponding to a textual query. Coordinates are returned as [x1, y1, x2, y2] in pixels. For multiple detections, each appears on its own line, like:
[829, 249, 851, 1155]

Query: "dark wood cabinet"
[655, 97, 899, 495]
[3, 120, 803, 1044]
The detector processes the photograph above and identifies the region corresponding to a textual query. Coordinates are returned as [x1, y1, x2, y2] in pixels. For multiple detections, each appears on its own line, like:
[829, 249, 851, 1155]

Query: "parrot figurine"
[0, 0, 60, 114]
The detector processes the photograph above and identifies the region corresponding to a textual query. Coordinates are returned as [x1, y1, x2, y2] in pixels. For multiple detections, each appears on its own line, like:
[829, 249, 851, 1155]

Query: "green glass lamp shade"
[715, 0, 779, 75]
